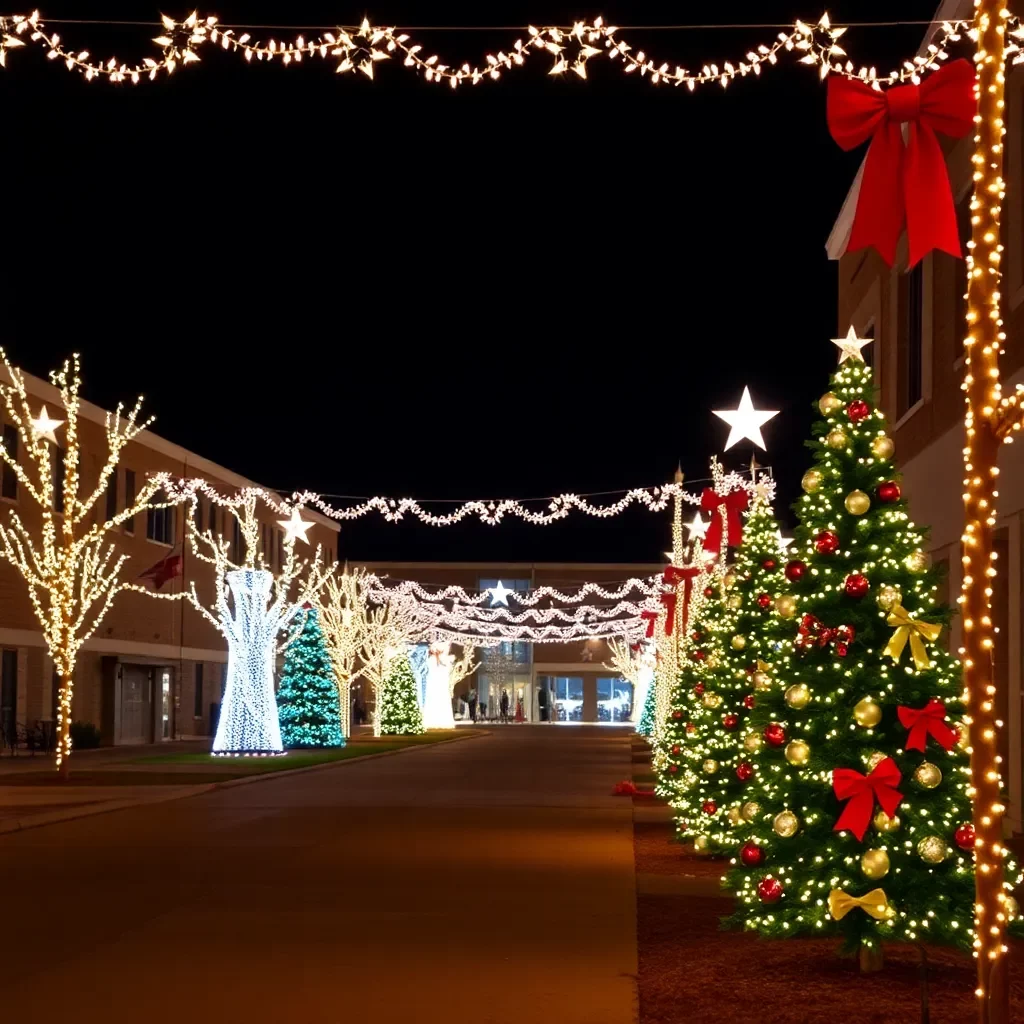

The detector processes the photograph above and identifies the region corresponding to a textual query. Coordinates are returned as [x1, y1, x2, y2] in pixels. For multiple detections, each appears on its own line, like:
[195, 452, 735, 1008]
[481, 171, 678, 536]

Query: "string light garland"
[357, 575, 660, 606]
[4, 11, 1016, 91]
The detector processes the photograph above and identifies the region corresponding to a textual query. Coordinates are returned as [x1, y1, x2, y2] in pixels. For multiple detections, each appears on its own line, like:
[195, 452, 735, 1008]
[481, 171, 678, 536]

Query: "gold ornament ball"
[785, 740, 810, 765]
[853, 697, 883, 728]
[727, 806, 743, 826]
[773, 810, 799, 838]
[785, 683, 811, 709]
[741, 801, 761, 822]
[917, 836, 949, 865]
[731, 634, 747, 651]
[753, 671, 772, 691]
[727, 594, 743, 611]
[861, 848, 891, 880]
[703, 759, 719, 775]
[724, 570, 738, 589]
[906, 550, 929, 574]
[775, 594, 798, 619]
[693, 835, 711, 854]
[1005, 896, 1020, 922]
[867, 750, 888, 771]
[954, 722, 970, 751]
[871, 435, 895, 460]
[819, 391, 844, 416]
[706, 653, 721, 669]
[914, 762, 942, 789]
[801, 468, 824, 494]
[845, 489, 871, 516]
[874, 810, 900, 833]
[703, 693, 723, 709]
[876, 584, 902, 611]
[827, 428, 848, 449]
[742, 731, 763, 753]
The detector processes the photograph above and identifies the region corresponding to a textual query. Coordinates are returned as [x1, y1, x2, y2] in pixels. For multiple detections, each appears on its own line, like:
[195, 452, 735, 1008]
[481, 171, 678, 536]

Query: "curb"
[635, 871, 727, 898]
[0, 731, 484, 836]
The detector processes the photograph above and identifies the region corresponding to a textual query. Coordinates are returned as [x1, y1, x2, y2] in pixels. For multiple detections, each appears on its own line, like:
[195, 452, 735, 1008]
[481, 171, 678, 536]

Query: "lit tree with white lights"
[378, 655, 424, 735]
[605, 638, 654, 730]
[149, 486, 332, 754]
[0, 351, 166, 775]
[317, 565, 371, 738]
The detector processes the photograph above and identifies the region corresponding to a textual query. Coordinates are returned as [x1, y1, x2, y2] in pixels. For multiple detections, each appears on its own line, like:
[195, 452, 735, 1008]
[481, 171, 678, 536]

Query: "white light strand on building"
[360, 575, 660, 606]
[2, 12, 1011, 91]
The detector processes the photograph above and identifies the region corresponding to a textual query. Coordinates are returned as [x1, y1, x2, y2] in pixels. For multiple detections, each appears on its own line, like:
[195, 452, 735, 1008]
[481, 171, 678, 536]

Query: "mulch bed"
[635, 820, 1024, 1023]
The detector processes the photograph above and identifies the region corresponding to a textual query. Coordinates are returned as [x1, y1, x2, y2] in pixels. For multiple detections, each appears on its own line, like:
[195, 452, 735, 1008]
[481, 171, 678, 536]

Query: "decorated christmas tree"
[725, 333, 1021, 963]
[681, 488, 789, 853]
[637, 682, 656, 737]
[378, 655, 425, 736]
[277, 607, 345, 748]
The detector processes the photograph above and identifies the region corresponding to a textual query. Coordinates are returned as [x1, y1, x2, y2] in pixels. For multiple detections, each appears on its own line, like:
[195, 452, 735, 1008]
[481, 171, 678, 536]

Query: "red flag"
[137, 551, 183, 590]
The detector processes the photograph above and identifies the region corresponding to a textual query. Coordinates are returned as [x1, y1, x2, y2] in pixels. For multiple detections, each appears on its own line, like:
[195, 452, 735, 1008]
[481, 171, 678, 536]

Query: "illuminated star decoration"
[686, 513, 709, 540]
[30, 405, 64, 444]
[776, 530, 794, 553]
[489, 580, 513, 606]
[712, 387, 779, 451]
[277, 508, 314, 545]
[832, 326, 873, 364]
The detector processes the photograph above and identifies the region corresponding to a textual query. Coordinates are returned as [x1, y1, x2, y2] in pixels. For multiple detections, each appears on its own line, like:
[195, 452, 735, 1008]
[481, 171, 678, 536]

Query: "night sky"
[5, 2, 946, 563]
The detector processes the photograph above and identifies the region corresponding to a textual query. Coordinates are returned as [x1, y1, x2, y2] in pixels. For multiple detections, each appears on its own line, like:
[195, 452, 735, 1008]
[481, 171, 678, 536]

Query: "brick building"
[0, 365, 340, 748]
[828, 0, 1024, 831]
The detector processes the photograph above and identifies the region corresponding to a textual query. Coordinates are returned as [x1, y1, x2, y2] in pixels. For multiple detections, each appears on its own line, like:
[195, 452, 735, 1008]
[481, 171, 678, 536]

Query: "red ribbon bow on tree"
[795, 614, 855, 655]
[833, 756, 904, 842]
[897, 699, 957, 753]
[663, 564, 702, 633]
[827, 58, 975, 268]
[700, 487, 749, 554]
[659, 591, 677, 635]
[640, 609, 658, 639]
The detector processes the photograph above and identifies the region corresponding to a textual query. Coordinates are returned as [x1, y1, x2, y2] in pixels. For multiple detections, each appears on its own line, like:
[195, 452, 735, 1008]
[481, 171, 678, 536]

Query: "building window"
[105, 468, 117, 521]
[146, 490, 175, 545]
[231, 517, 243, 562]
[276, 528, 284, 567]
[193, 496, 203, 534]
[207, 498, 218, 536]
[53, 447, 66, 514]
[124, 469, 136, 534]
[194, 663, 204, 718]
[327, 546, 333, 566]
[2, 424, 18, 500]
[898, 263, 924, 417]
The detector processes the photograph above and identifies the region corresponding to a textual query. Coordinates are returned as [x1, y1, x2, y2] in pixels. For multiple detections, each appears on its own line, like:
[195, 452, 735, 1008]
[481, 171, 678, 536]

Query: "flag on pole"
[137, 549, 183, 590]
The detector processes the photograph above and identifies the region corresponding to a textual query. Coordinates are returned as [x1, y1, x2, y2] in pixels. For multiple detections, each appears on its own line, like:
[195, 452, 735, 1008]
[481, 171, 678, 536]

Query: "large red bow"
[663, 564, 702, 633]
[640, 609, 658, 639]
[659, 591, 677, 635]
[897, 699, 957, 753]
[795, 614, 855, 655]
[833, 756, 903, 842]
[827, 58, 975, 268]
[700, 487, 749, 554]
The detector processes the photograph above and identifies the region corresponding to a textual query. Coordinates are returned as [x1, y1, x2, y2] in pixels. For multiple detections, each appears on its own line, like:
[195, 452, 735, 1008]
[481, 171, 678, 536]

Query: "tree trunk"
[55, 674, 73, 780]
[859, 943, 884, 974]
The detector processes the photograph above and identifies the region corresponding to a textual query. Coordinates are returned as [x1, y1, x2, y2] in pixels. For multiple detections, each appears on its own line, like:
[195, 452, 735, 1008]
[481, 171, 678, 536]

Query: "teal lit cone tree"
[277, 606, 344, 748]
[725, 332, 1022, 966]
[687, 487, 790, 853]
[378, 655, 425, 736]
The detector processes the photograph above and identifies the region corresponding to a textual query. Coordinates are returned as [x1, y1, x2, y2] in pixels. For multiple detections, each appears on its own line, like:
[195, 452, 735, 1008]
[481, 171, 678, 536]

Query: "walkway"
[0, 726, 638, 1024]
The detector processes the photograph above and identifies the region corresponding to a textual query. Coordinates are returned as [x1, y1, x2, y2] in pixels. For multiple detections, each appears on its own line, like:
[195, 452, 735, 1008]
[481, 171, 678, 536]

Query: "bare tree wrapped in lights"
[0, 351, 166, 775]
[142, 485, 333, 754]
[604, 638, 654, 730]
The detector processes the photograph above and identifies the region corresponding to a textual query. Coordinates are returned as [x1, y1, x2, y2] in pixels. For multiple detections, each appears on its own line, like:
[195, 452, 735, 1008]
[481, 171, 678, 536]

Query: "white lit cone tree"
[422, 641, 477, 730]
[0, 351, 166, 776]
[145, 485, 332, 754]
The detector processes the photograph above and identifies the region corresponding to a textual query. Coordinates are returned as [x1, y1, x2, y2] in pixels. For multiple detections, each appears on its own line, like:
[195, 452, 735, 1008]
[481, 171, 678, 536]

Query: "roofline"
[354, 561, 665, 572]
[2, 361, 341, 533]
[826, 0, 972, 261]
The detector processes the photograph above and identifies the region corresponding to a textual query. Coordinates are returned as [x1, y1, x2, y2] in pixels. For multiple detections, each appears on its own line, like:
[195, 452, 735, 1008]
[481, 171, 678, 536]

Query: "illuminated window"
[147, 490, 175, 545]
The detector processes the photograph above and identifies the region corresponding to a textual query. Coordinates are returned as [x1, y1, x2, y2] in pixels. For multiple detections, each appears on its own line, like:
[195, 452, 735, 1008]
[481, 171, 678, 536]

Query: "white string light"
[361, 576, 660, 606]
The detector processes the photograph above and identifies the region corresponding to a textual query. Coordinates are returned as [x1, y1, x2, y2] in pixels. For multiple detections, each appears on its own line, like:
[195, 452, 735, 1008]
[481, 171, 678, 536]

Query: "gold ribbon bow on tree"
[828, 888, 893, 921]
[883, 605, 942, 670]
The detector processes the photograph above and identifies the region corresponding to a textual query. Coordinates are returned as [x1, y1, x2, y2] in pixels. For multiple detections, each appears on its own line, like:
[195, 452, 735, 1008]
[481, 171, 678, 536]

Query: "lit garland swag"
[717, 357, 1022, 955]
[276, 607, 344, 749]
[664, 493, 789, 854]
[378, 655, 425, 736]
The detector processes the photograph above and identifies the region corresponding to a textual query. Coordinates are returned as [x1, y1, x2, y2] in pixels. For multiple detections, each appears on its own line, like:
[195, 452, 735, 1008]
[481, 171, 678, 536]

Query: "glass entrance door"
[597, 677, 634, 723]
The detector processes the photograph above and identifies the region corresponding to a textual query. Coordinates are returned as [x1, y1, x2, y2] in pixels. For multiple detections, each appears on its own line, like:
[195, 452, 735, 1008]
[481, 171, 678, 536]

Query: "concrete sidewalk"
[0, 725, 638, 1024]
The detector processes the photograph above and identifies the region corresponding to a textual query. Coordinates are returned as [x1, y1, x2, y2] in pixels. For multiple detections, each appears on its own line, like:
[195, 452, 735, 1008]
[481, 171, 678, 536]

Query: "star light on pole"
[832, 326, 873, 363]
[712, 387, 779, 451]
[488, 580, 513, 606]
[30, 405, 64, 444]
[277, 508, 314, 545]
[685, 513, 709, 540]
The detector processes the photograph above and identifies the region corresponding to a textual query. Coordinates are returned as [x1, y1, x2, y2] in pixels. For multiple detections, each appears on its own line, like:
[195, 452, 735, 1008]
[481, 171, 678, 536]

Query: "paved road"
[1, 726, 638, 1023]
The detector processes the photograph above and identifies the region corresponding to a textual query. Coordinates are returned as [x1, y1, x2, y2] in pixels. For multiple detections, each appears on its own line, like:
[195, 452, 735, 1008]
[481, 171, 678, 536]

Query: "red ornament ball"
[740, 842, 765, 867]
[757, 876, 783, 904]
[743, 694, 757, 710]
[703, 587, 714, 598]
[672, 710, 683, 720]
[702, 801, 717, 815]
[669, 764, 678, 773]
[735, 761, 754, 782]
[692, 650, 706, 662]
[756, 592, 773, 609]
[722, 713, 739, 730]
[785, 559, 807, 583]
[844, 573, 870, 599]
[836, 624, 856, 643]
[761, 558, 777, 570]
[691, 631, 703, 642]
[694, 683, 705, 696]
[955, 823, 976, 851]
[763, 723, 787, 747]
[835, 642, 849, 657]
[877, 481, 901, 503]
[847, 399, 871, 423]
[671, 745, 680, 755]
[686, 723, 696, 734]
[815, 531, 840, 555]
